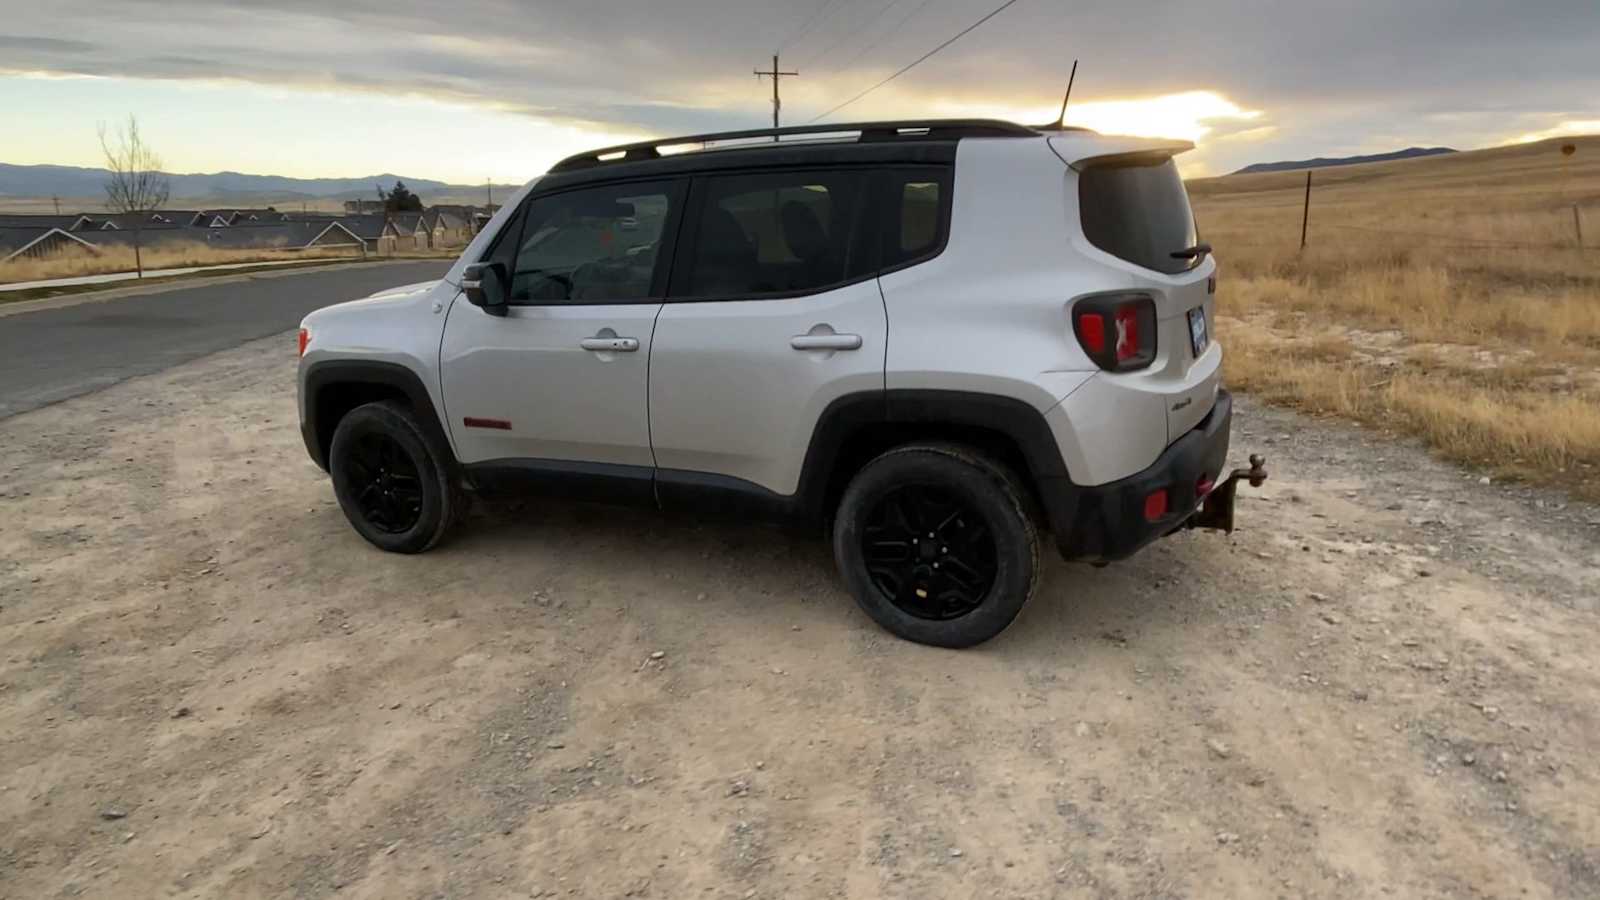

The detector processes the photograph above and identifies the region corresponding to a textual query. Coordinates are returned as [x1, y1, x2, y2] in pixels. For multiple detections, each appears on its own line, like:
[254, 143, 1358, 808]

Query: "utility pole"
[754, 53, 799, 139]
[52, 195, 61, 215]
[486, 177, 492, 210]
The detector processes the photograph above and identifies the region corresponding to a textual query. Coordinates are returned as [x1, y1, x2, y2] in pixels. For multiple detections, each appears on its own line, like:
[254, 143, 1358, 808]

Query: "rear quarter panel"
[880, 136, 1222, 487]
[878, 137, 1104, 413]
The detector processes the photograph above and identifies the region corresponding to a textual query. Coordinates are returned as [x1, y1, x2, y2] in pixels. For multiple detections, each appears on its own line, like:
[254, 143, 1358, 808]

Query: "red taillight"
[1073, 293, 1157, 372]
[1077, 313, 1106, 354]
[297, 328, 310, 358]
[1114, 307, 1140, 363]
[1143, 489, 1169, 521]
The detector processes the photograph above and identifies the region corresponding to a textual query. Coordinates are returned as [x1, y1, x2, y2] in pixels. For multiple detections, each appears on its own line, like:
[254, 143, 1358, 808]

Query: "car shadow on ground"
[426, 495, 1224, 658]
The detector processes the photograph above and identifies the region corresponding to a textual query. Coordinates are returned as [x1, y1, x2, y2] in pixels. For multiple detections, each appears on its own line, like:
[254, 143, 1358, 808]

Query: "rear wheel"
[329, 400, 463, 553]
[833, 444, 1040, 647]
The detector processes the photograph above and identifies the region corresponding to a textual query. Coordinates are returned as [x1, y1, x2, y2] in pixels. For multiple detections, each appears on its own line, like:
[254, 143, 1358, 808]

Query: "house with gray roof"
[0, 214, 99, 232]
[420, 208, 473, 248]
[0, 225, 99, 261]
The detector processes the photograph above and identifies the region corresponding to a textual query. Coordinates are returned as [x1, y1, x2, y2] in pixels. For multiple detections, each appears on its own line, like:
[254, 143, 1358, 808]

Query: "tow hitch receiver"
[1189, 454, 1268, 534]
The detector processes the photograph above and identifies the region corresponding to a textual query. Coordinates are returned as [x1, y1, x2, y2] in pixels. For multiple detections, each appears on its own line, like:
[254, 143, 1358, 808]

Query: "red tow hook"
[1189, 454, 1269, 534]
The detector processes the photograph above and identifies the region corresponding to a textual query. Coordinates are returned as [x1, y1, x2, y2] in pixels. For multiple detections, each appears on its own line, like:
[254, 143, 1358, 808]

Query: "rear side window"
[883, 169, 950, 270]
[679, 170, 865, 298]
[1078, 159, 1199, 275]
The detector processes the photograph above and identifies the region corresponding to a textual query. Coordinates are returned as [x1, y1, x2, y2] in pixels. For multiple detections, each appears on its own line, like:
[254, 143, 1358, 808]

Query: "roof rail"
[549, 118, 1039, 173]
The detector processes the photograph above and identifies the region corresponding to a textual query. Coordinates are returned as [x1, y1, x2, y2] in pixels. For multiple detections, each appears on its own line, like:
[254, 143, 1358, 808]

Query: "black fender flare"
[791, 388, 1071, 525]
[299, 360, 454, 471]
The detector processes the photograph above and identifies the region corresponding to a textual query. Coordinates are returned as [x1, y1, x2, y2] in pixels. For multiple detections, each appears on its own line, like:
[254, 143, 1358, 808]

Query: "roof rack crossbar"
[550, 118, 1038, 172]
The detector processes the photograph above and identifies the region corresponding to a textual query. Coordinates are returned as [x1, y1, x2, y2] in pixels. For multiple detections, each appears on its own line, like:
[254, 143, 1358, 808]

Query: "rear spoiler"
[1046, 134, 1194, 172]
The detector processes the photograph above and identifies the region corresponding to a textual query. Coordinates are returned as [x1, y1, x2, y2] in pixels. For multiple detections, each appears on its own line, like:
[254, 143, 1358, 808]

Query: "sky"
[1, 0, 1597, 185]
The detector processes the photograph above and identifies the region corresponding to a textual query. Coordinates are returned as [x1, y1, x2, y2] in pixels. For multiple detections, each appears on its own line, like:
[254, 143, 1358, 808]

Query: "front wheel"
[832, 444, 1040, 648]
[328, 400, 463, 554]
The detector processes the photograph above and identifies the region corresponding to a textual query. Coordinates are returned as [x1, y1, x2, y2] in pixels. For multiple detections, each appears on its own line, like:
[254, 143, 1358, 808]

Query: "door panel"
[649, 280, 885, 495]
[438, 177, 682, 468]
[650, 167, 884, 496]
[440, 300, 661, 466]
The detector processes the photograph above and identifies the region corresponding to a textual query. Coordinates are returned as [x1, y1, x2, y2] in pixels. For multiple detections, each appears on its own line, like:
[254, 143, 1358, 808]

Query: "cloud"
[1512, 120, 1600, 144]
[1, 0, 1597, 172]
[0, 34, 98, 53]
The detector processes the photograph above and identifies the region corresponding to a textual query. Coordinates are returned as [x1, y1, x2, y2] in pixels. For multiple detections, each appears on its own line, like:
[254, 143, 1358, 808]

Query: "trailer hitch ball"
[1189, 454, 1270, 535]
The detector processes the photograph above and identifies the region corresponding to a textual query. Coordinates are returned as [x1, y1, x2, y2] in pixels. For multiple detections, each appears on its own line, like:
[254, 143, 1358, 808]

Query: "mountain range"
[1232, 147, 1457, 175]
[0, 163, 519, 202]
[1, 146, 1466, 200]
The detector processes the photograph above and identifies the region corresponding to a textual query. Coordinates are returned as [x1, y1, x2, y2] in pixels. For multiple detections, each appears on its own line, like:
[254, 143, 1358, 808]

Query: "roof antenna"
[1055, 59, 1078, 128]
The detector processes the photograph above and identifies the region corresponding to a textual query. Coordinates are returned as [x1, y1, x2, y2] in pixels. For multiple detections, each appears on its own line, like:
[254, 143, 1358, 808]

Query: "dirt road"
[2, 334, 1598, 899]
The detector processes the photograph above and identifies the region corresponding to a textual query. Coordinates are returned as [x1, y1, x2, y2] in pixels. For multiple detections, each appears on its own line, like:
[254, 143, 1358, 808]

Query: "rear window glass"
[894, 180, 940, 261]
[1078, 159, 1199, 275]
[880, 170, 950, 270]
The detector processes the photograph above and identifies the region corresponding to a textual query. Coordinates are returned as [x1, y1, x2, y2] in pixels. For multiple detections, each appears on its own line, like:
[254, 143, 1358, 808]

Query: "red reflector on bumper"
[1197, 477, 1215, 497]
[1143, 489, 1169, 521]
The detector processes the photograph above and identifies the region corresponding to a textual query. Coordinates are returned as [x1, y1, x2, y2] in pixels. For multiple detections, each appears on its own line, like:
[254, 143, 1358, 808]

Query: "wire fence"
[1199, 168, 1594, 255]
[1312, 222, 1587, 253]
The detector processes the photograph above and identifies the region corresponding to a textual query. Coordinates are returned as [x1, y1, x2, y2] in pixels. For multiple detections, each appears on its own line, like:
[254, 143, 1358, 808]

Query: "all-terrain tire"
[328, 400, 465, 554]
[832, 443, 1040, 648]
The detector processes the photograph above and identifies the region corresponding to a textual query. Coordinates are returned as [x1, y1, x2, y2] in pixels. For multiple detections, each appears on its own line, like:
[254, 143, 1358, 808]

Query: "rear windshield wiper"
[1170, 242, 1213, 261]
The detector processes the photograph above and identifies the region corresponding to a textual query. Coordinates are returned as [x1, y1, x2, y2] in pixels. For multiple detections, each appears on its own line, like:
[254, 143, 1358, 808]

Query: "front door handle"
[790, 333, 862, 351]
[580, 336, 639, 352]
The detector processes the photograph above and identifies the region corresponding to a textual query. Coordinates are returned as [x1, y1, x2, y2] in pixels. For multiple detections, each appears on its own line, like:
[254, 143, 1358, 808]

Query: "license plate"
[1187, 306, 1209, 357]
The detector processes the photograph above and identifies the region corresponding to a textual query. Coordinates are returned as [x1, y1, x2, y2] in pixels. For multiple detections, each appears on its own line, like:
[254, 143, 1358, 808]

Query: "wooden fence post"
[1300, 170, 1313, 251]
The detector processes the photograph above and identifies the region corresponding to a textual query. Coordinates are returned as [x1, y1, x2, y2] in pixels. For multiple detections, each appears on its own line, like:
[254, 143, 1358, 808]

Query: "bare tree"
[99, 115, 170, 279]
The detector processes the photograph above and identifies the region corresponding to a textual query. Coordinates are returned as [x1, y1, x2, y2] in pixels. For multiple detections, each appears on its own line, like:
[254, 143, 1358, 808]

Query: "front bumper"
[1040, 388, 1238, 562]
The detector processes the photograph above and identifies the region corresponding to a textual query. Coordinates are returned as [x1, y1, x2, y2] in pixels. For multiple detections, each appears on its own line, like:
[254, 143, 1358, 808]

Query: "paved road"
[0, 261, 450, 418]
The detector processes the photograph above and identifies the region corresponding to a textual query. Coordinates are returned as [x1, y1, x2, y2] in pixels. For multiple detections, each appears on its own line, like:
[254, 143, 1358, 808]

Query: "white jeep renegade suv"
[297, 119, 1265, 648]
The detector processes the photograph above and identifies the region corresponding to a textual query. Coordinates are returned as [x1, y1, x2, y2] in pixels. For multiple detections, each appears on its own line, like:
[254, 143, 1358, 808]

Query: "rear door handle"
[580, 337, 639, 352]
[790, 333, 862, 351]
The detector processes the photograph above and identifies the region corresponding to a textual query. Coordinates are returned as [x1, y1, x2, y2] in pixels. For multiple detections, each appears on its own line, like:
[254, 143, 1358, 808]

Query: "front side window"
[680, 170, 865, 298]
[509, 180, 677, 303]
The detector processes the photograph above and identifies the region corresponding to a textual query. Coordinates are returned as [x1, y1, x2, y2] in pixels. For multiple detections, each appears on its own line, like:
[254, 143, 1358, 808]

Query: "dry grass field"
[0, 242, 454, 285]
[0, 243, 361, 283]
[1191, 135, 1600, 497]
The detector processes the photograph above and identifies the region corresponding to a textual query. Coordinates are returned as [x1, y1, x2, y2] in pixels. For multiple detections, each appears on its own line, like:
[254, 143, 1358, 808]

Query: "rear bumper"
[1040, 389, 1233, 562]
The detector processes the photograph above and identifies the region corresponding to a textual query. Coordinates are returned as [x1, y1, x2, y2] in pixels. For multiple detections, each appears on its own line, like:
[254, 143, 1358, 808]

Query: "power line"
[809, 0, 1025, 123]
[779, 0, 847, 53]
[803, 0, 904, 67]
[831, 0, 935, 76]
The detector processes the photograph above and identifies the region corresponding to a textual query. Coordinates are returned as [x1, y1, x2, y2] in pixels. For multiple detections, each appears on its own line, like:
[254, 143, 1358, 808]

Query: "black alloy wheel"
[344, 432, 425, 534]
[833, 443, 1040, 648]
[328, 400, 464, 554]
[861, 484, 999, 620]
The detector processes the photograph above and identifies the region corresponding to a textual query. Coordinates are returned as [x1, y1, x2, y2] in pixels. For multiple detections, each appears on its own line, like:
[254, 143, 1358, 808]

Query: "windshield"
[1078, 158, 1200, 275]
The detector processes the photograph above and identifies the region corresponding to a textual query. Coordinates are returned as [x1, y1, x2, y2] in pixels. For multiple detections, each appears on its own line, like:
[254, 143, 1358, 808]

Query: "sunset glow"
[931, 90, 1262, 144]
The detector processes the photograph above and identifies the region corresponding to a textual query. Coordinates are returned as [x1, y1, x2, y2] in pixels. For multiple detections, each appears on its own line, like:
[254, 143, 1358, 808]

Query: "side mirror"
[462, 262, 509, 316]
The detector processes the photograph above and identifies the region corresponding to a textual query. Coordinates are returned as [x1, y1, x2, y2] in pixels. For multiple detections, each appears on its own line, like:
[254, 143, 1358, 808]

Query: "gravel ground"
[1, 334, 1598, 899]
